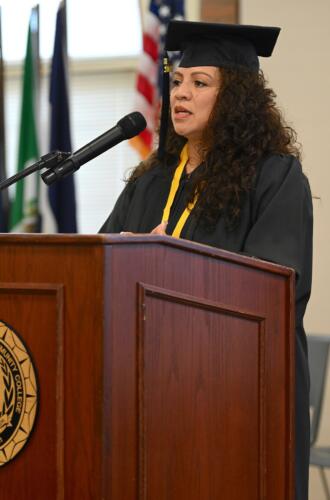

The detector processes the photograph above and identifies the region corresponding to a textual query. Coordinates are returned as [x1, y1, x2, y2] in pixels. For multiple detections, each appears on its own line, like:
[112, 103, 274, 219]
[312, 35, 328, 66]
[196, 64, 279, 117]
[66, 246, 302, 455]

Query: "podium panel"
[0, 284, 62, 498]
[139, 285, 265, 499]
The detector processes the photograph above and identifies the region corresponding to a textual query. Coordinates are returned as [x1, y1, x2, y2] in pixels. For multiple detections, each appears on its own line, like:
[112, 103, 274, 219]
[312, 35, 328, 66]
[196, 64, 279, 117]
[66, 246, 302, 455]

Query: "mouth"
[173, 105, 192, 119]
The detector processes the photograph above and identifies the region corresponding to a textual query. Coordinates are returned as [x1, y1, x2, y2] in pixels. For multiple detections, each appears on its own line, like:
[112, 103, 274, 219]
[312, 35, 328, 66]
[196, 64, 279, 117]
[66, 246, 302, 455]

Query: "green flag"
[10, 6, 40, 232]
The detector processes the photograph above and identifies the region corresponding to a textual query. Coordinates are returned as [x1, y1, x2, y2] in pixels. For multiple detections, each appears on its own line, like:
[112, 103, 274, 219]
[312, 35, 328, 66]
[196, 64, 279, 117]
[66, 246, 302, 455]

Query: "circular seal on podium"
[0, 320, 38, 466]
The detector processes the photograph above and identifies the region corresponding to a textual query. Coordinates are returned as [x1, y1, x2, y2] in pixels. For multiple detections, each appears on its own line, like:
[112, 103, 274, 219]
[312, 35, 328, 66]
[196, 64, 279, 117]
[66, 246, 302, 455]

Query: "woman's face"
[170, 66, 220, 143]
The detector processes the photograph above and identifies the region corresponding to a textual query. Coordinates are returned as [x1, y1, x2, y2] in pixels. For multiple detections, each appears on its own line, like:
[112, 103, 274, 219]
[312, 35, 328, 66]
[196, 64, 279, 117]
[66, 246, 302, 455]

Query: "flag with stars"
[130, 0, 184, 159]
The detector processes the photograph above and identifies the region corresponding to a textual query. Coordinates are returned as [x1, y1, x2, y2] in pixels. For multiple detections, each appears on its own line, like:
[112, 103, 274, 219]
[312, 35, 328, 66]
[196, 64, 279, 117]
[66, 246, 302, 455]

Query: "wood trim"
[137, 284, 146, 500]
[0, 234, 294, 278]
[138, 282, 267, 320]
[259, 318, 266, 499]
[287, 276, 295, 499]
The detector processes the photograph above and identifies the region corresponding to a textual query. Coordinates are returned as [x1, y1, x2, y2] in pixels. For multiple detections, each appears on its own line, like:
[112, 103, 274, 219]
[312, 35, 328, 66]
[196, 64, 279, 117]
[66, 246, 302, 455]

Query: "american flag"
[130, 0, 185, 159]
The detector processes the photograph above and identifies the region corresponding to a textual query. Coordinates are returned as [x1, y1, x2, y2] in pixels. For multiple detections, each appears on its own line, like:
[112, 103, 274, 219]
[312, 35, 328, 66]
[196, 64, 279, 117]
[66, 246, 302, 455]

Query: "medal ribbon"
[162, 144, 198, 238]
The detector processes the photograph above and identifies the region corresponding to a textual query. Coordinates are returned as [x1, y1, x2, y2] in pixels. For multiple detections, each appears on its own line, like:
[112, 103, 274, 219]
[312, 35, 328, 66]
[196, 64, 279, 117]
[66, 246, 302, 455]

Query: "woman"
[101, 21, 313, 500]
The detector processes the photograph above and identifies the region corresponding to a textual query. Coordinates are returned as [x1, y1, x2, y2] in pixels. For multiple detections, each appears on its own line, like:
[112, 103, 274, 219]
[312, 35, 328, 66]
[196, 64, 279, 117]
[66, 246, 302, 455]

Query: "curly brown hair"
[128, 68, 301, 229]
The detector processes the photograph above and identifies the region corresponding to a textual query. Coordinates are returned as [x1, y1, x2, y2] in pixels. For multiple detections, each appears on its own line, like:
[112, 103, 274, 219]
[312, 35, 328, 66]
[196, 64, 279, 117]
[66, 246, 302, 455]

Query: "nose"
[174, 80, 192, 100]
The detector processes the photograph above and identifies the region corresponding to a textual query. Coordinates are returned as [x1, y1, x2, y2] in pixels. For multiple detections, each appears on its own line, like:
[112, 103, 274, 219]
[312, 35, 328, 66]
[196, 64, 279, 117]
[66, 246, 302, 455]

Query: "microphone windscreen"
[118, 112, 147, 139]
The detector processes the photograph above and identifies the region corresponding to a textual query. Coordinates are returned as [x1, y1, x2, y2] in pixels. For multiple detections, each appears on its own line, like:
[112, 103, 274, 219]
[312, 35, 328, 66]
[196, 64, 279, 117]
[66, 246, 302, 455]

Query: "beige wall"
[240, 0, 330, 335]
[240, 2, 330, 498]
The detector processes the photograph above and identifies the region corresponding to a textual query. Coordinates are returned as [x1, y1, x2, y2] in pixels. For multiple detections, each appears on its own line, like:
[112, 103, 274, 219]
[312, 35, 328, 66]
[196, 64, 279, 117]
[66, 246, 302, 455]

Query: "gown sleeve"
[99, 181, 137, 233]
[244, 154, 313, 294]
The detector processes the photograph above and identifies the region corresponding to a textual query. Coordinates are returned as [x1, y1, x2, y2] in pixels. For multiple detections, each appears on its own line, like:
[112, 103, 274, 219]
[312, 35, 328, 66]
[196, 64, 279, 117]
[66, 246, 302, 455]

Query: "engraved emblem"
[0, 320, 38, 466]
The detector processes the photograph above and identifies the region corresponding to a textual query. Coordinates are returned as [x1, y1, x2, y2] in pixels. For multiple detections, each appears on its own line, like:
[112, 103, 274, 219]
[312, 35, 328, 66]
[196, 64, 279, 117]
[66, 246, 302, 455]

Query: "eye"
[171, 78, 182, 87]
[194, 80, 207, 88]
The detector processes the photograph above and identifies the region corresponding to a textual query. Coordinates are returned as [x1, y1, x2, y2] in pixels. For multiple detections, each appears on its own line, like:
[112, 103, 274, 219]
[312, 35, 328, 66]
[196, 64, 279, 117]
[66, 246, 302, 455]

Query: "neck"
[186, 141, 202, 174]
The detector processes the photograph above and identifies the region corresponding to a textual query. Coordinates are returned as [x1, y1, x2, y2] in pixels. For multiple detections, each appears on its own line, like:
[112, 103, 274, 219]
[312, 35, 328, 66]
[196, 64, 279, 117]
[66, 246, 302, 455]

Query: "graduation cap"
[158, 20, 281, 157]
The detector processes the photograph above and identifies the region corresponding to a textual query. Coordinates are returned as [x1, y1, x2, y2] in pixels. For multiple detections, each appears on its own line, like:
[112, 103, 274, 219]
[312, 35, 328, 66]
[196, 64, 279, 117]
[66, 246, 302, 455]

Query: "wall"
[240, 0, 330, 334]
[240, 1, 330, 498]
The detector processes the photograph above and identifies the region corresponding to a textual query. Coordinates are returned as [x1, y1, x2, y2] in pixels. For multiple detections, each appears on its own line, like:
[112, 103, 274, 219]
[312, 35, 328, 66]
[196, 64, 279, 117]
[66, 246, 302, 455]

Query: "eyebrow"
[173, 70, 215, 80]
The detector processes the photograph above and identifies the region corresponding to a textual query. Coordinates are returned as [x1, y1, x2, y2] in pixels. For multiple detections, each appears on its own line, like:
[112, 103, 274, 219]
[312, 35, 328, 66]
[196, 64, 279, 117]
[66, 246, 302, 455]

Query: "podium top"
[0, 233, 293, 278]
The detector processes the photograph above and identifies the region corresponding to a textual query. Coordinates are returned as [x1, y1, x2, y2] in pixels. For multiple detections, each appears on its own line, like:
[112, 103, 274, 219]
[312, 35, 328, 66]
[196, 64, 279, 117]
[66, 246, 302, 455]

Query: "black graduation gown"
[100, 154, 313, 500]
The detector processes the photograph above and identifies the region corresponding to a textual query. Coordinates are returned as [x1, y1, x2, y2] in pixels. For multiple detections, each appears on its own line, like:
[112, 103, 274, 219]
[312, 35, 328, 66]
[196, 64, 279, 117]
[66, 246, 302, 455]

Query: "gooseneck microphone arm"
[41, 111, 147, 186]
[0, 151, 71, 191]
[0, 111, 147, 191]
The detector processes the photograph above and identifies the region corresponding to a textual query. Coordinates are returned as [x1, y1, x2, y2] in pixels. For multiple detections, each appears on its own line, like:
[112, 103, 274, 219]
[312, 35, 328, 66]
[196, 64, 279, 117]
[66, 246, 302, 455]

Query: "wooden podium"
[0, 234, 295, 500]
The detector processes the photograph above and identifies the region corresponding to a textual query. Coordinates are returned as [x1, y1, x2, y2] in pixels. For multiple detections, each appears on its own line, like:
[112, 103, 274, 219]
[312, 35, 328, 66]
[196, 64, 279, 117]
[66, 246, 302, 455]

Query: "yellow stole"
[161, 144, 198, 238]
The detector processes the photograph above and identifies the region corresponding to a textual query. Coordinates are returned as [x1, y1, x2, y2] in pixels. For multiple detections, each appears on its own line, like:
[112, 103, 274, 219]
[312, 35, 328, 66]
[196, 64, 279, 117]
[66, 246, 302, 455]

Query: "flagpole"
[0, 6, 9, 231]
[31, 4, 41, 208]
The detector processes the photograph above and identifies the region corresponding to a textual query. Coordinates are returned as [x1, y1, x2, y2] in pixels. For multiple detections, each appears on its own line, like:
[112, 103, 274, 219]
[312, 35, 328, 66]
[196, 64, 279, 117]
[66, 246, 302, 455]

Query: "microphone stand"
[0, 151, 71, 191]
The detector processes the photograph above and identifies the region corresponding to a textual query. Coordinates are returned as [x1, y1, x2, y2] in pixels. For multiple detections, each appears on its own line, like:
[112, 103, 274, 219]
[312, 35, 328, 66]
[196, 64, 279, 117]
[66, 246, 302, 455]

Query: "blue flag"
[49, 2, 77, 232]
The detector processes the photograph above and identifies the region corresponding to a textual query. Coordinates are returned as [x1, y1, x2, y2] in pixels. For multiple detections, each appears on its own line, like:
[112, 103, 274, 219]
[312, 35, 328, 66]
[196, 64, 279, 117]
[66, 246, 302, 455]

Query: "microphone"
[41, 111, 146, 185]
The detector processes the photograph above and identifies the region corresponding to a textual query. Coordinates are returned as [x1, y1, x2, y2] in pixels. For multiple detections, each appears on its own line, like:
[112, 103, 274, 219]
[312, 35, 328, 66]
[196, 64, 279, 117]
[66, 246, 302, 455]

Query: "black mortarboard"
[158, 20, 281, 158]
[165, 20, 281, 71]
